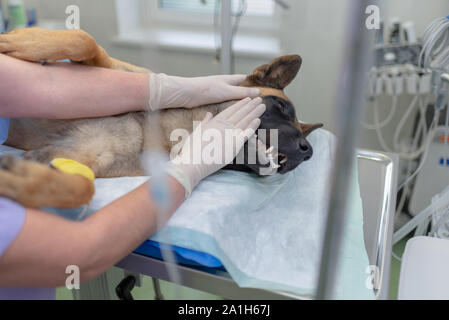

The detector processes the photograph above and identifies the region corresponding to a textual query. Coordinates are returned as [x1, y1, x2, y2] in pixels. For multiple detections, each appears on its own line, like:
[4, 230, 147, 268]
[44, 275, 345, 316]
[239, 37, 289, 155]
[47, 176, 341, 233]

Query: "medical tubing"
[395, 145, 419, 219]
[365, 75, 431, 159]
[392, 251, 402, 262]
[395, 184, 409, 219]
[398, 137, 430, 191]
[361, 95, 398, 130]
[77, 204, 90, 222]
[392, 95, 419, 152]
[444, 103, 449, 154]
[424, 24, 448, 66]
[398, 96, 431, 159]
[142, 112, 183, 299]
[373, 102, 394, 152]
[151, 168, 183, 299]
[398, 111, 440, 192]
[394, 118, 426, 219]
[419, 18, 440, 66]
[419, 17, 449, 68]
[429, 188, 449, 237]
[393, 95, 432, 160]
[374, 97, 428, 159]
[431, 22, 449, 59]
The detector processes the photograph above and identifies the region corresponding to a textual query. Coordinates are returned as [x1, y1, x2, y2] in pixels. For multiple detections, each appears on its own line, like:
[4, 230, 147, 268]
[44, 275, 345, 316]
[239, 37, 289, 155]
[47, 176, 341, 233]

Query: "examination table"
[73, 150, 398, 300]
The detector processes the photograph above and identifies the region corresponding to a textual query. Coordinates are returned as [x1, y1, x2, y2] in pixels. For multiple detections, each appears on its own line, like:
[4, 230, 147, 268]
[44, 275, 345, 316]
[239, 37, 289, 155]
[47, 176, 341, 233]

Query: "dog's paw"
[0, 28, 67, 62]
[0, 29, 44, 62]
[0, 156, 95, 208]
[0, 155, 32, 177]
[0, 156, 30, 202]
[0, 28, 98, 63]
[0, 155, 16, 171]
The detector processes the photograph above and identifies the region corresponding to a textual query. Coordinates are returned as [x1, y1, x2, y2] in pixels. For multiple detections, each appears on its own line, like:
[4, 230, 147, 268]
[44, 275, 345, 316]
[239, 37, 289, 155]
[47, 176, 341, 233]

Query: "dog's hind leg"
[0, 28, 150, 73]
[24, 145, 142, 179]
[24, 146, 71, 164]
[0, 156, 94, 208]
[24, 145, 103, 176]
[0, 28, 100, 63]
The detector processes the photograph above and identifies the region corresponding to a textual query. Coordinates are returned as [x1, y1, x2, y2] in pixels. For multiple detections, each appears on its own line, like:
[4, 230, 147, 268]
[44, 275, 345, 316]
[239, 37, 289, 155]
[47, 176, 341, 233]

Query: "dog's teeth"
[270, 159, 281, 169]
[280, 158, 288, 164]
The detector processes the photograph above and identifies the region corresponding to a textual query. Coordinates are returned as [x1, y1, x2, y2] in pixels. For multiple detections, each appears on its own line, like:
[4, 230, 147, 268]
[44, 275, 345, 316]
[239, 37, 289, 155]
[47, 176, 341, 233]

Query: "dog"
[0, 28, 323, 209]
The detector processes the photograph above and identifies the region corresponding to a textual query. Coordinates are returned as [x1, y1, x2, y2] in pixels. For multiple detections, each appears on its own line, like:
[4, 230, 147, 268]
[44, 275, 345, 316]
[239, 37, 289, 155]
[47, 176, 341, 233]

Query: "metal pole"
[316, 0, 377, 299]
[220, 0, 232, 75]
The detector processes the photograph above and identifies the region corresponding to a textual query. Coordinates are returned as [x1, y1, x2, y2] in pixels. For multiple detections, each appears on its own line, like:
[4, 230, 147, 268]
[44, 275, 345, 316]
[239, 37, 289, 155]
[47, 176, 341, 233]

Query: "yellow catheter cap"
[50, 158, 95, 181]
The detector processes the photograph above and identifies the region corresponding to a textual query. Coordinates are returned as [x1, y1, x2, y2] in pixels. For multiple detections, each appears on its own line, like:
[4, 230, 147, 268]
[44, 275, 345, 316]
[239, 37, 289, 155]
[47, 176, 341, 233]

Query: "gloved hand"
[166, 97, 266, 197]
[148, 73, 260, 111]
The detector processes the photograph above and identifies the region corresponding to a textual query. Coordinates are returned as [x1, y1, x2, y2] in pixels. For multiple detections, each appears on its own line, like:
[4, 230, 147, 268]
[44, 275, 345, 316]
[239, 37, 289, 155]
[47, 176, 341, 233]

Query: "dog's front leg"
[0, 156, 94, 209]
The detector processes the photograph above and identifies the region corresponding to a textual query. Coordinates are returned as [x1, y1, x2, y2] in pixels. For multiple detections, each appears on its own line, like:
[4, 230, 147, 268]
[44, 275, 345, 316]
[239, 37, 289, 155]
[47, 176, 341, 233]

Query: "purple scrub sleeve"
[0, 197, 56, 300]
[0, 197, 26, 257]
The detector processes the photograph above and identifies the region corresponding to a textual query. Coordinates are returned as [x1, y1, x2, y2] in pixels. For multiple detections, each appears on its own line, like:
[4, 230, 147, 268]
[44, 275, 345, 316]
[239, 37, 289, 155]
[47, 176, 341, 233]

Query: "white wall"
[22, 0, 449, 146]
[279, 0, 350, 130]
[24, 0, 118, 53]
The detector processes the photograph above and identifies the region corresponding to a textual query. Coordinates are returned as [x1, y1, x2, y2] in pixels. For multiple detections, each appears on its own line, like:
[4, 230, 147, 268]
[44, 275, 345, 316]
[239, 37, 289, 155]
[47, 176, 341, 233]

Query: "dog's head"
[230, 55, 323, 175]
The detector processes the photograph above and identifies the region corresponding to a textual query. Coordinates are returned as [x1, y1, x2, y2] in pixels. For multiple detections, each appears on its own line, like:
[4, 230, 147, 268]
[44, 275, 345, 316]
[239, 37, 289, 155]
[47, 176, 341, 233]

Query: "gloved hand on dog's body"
[148, 73, 261, 111]
[148, 74, 274, 197]
[166, 97, 269, 197]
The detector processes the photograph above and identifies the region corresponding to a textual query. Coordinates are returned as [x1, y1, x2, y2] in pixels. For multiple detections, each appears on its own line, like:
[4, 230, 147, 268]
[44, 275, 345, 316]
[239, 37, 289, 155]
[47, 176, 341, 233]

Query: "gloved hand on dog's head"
[148, 73, 261, 111]
[166, 97, 266, 198]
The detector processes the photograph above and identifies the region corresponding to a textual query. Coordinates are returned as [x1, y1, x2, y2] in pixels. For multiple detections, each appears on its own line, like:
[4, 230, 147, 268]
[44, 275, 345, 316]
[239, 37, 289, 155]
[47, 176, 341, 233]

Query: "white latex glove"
[148, 73, 261, 111]
[166, 97, 266, 197]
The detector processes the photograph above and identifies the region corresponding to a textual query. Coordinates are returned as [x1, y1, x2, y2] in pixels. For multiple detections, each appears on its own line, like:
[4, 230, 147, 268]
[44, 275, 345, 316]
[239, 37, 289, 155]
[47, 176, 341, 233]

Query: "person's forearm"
[81, 177, 185, 280]
[0, 53, 149, 119]
[0, 178, 185, 287]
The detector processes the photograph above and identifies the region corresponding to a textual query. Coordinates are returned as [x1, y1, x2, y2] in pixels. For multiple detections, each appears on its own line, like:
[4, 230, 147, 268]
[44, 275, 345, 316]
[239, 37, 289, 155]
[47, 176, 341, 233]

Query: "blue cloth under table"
[135, 240, 224, 269]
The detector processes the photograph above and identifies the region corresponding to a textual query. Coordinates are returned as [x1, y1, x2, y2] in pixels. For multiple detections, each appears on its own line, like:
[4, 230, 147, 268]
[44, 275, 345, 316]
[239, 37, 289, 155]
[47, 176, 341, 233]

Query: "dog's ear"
[299, 123, 323, 137]
[241, 55, 302, 90]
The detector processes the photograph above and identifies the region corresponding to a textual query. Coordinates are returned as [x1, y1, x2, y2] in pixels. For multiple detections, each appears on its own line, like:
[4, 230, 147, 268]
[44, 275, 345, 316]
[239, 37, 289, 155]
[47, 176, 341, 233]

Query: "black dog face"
[259, 96, 313, 174]
[227, 96, 322, 175]
[226, 55, 323, 175]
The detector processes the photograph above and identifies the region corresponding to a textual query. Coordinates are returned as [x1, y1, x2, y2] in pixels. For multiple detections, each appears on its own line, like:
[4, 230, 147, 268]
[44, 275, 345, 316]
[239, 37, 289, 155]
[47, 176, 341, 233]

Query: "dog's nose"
[298, 139, 310, 152]
[298, 139, 313, 161]
[299, 141, 309, 152]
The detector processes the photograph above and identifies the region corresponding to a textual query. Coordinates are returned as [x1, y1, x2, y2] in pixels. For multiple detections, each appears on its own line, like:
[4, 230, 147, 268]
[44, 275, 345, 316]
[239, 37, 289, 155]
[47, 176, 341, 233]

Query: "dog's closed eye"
[277, 99, 295, 119]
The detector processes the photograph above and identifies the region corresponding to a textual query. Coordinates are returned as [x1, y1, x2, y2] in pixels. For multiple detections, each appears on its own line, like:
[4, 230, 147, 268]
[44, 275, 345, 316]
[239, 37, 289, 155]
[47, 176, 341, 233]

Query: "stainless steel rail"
[316, 0, 378, 299]
[357, 150, 397, 299]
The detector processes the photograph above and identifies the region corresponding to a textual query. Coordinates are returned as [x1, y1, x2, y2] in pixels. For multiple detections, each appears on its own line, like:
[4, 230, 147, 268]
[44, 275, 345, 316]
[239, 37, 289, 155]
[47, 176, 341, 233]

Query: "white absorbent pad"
[0, 130, 374, 299]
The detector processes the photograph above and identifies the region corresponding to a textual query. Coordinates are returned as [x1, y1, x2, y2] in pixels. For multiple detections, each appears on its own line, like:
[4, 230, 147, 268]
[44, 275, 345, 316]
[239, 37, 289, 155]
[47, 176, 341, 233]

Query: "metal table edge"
[357, 149, 398, 299]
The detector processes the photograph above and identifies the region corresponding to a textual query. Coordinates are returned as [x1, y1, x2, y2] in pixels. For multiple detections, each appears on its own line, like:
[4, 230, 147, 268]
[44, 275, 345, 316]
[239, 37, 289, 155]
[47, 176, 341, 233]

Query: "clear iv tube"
[394, 114, 427, 220]
[392, 95, 420, 154]
[398, 111, 440, 191]
[361, 95, 398, 130]
[142, 111, 183, 299]
[445, 103, 449, 155]
[394, 95, 433, 160]
[373, 101, 394, 152]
